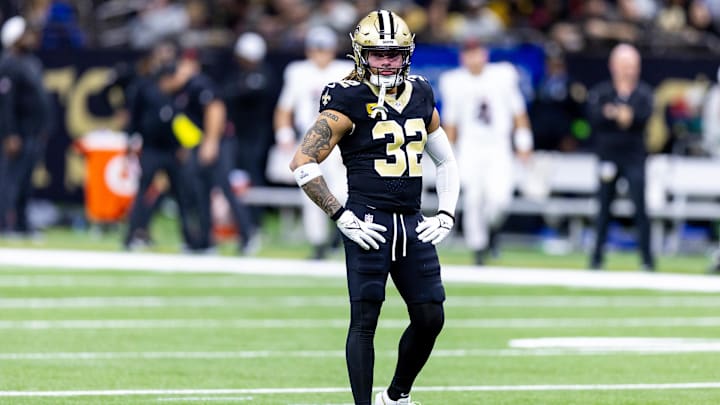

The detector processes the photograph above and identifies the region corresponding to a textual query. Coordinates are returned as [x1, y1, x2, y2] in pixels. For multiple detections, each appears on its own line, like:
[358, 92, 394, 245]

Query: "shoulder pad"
[407, 74, 433, 92]
[319, 79, 363, 114]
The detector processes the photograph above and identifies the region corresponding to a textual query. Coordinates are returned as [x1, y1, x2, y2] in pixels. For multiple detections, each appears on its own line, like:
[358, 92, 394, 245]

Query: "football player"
[274, 25, 354, 260]
[289, 10, 460, 405]
[438, 39, 534, 265]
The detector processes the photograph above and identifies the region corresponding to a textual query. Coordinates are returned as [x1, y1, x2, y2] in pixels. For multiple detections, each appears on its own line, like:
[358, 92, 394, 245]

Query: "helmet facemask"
[350, 10, 415, 89]
[352, 42, 414, 88]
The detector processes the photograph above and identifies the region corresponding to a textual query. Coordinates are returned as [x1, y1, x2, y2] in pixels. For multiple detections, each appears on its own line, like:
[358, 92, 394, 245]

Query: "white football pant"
[460, 156, 514, 250]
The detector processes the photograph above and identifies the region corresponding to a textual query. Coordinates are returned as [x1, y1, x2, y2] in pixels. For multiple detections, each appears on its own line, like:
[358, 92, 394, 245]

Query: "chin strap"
[370, 82, 388, 120]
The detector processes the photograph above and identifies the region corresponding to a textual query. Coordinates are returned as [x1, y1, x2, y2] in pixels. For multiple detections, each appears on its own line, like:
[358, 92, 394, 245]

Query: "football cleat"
[374, 389, 418, 404]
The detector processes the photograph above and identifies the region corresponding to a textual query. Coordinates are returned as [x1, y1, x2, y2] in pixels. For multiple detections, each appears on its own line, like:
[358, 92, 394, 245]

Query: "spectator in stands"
[0, 16, 52, 237]
[581, 0, 642, 47]
[273, 25, 352, 260]
[128, 0, 189, 49]
[438, 38, 533, 265]
[307, 0, 357, 34]
[587, 43, 655, 271]
[257, 0, 312, 51]
[450, 0, 506, 42]
[39, 1, 86, 49]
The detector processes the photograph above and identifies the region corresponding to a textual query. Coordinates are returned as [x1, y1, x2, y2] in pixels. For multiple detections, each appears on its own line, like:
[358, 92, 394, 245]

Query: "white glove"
[335, 209, 387, 250]
[416, 212, 454, 245]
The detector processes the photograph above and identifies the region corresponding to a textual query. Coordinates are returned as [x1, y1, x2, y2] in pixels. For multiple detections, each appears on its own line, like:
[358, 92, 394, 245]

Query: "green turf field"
[2, 212, 720, 403]
[2, 261, 720, 404]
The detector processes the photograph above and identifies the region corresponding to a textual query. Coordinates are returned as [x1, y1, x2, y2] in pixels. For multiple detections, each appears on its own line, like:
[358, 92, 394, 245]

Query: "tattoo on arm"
[321, 111, 339, 122]
[300, 118, 332, 159]
[301, 177, 342, 217]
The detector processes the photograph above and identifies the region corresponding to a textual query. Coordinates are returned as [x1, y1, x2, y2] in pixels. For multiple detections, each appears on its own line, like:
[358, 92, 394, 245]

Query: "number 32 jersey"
[319, 76, 435, 214]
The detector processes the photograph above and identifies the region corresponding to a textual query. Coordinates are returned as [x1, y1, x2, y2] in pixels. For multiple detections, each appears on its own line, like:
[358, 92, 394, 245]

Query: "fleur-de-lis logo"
[321, 91, 331, 106]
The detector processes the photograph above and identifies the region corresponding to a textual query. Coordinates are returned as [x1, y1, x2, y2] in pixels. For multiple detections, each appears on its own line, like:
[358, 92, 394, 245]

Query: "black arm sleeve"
[0, 73, 18, 138]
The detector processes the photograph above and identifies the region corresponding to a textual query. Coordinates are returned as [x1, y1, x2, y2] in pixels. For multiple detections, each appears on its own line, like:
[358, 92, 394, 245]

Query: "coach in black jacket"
[587, 43, 655, 271]
[0, 17, 52, 236]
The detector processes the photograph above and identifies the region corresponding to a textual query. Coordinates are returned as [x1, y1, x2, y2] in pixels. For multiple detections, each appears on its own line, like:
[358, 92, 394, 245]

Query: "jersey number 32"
[373, 118, 427, 178]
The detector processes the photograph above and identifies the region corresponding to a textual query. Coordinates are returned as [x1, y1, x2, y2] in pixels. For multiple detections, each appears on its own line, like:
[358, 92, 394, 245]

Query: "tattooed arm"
[289, 110, 353, 216]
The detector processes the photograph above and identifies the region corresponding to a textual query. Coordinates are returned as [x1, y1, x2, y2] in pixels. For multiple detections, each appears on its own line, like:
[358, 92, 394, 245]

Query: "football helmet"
[350, 9, 414, 88]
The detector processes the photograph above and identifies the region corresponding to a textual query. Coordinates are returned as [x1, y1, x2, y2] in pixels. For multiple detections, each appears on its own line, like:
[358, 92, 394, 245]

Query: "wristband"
[293, 162, 322, 186]
[276, 127, 295, 144]
[514, 127, 533, 152]
[330, 207, 346, 221]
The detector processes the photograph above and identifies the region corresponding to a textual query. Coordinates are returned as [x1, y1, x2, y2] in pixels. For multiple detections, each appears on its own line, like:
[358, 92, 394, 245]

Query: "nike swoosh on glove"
[416, 212, 454, 245]
[336, 209, 387, 250]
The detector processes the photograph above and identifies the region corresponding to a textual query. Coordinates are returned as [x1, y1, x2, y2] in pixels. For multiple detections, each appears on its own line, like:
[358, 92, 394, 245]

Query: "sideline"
[2, 248, 720, 292]
[3, 382, 720, 397]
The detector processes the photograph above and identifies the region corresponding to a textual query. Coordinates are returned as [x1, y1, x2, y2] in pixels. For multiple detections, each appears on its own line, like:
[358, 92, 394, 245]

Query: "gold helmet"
[350, 9, 415, 88]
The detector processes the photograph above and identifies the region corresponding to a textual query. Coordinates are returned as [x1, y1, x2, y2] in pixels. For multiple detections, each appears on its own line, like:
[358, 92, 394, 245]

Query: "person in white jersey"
[274, 25, 354, 259]
[438, 38, 533, 265]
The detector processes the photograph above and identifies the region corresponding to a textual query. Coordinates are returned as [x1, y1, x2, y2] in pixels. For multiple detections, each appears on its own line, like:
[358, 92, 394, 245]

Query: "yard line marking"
[5, 295, 720, 309]
[5, 317, 720, 330]
[3, 247, 720, 292]
[7, 295, 720, 309]
[509, 337, 720, 353]
[0, 296, 347, 309]
[0, 275, 342, 289]
[8, 341, 720, 361]
[3, 383, 720, 397]
[157, 397, 253, 402]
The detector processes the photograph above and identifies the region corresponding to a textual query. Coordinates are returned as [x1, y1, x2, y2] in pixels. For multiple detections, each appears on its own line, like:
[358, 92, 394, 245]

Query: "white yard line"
[5, 295, 720, 309]
[0, 275, 341, 288]
[157, 397, 253, 402]
[4, 317, 720, 329]
[2, 248, 720, 292]
[7, 343, 720, 361]
[3, 383, 720, 397]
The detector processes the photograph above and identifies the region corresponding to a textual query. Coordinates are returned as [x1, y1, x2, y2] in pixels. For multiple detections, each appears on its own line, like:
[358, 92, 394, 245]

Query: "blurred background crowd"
[3, 0, 720, 269]
[5, 0, 720, 52]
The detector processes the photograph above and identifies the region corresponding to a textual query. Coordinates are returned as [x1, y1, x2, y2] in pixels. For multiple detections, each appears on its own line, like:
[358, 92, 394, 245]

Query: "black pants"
[124, 147, 200, 248]
[591, 159, 654, 267]
[0, 137, 44, 233]
[185, 138, 256, 250]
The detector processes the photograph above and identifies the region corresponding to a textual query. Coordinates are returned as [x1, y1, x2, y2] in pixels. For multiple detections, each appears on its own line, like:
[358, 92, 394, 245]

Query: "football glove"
[416, 212, 454, 245]
[335, 209, 387, 250]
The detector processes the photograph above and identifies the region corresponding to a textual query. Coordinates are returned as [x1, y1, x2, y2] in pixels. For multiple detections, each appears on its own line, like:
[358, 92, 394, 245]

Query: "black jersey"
[319, 76, 435, 213]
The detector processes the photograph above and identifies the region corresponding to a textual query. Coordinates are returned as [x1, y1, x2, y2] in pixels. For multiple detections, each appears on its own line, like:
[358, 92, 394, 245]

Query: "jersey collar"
[364, 80, 414, 114]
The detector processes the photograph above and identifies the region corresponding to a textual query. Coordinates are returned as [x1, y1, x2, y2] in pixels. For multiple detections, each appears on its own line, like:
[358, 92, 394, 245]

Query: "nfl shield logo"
[364, 213, 374, 223]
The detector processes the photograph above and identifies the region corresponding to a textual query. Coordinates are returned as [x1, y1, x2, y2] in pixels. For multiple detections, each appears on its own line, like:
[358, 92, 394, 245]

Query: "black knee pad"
[407, 302, 444, 335]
